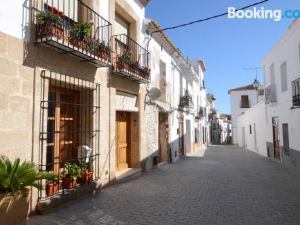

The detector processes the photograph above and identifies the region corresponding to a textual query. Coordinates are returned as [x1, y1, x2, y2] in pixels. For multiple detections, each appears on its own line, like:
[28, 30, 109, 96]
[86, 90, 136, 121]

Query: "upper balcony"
[265, 84, 277, 104]
[112, 34, 151, 83]
[195, 106, 206, 119]
[32, 0, 112, 67]
[179, 89, 193, 109]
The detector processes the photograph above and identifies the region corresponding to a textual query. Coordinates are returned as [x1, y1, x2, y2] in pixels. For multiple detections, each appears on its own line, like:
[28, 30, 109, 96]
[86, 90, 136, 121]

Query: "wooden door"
[272, 117, 280, 160]
[158, 113, 169, 162]
[116, 112, 131, 171]
[47, 88, 79, 174]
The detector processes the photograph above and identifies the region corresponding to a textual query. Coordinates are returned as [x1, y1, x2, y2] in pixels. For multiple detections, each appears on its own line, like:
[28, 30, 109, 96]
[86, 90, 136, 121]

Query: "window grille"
[38, 70, 101, 200]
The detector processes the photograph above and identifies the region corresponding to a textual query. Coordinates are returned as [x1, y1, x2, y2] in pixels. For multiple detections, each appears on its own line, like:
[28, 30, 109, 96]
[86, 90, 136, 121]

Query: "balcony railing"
[292, 78, 300, 107]
[32, 0, 112, 67]
[265, 84, 277, 104]
[113, 34, 151, 83]
[195, 106, 206, 119]
[179, 89, 193, 109]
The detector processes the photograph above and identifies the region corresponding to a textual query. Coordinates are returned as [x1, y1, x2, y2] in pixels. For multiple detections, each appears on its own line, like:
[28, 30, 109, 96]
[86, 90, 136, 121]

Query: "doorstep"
[157, 161, 168, 168]
[115, 168, 142, 182]
[36, 180, 101, 214]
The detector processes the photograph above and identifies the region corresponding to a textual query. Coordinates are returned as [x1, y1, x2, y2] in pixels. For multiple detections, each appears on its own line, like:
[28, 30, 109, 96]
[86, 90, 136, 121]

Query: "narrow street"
[28, 145, 300, 225]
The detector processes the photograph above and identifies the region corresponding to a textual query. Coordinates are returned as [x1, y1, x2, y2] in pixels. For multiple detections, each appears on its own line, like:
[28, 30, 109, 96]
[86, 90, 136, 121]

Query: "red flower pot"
[69, 39, 87, 50]
[46, 182, 60, 197]
[62, 177, 77, 189]
[78, 171, 93, 184]
[37, 24, 64, 40]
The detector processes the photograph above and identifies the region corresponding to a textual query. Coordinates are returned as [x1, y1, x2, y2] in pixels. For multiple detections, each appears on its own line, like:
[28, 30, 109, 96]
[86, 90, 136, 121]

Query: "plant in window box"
[78, 162, 93, 185]
[0, 156, 53, 225]
[69, 22, 91, 50]
[36, 11, 64, 40]
[61, 163, 80, 189]
[130, 61, 140, 74]
[117, 49, 133, 71]
[45, 174, 60, 197]
[141, 67, 151, 79]
[94, 40, 111, 61]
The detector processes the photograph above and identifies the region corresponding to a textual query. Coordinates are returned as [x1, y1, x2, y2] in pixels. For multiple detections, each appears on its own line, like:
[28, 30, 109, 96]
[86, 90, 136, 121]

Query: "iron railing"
[32, 0, 112, 67]
[292, 78, 300, 107]
[179, 89, 193, 109]
[265, 84, 277, 104]
[113, 34, 150, 83]
[38, 70, 101, 200]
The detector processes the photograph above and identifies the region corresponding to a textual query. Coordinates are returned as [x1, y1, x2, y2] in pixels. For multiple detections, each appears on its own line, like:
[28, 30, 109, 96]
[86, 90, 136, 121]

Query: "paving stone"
[28, 145, 300, 225]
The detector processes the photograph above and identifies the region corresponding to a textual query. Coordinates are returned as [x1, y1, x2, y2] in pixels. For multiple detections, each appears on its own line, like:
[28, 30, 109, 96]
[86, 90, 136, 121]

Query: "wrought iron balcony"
[195, 106, 206, 119]
[32, 0, 112, 67]
[265, 84, 277, 104]
[113, 34, 151, 83]
[179, 89, 193, 109]
[292, 78, 300, 107]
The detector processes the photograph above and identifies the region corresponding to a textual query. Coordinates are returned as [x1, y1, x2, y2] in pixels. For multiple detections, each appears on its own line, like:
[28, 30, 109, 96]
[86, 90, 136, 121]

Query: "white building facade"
[232, 19, 300, 169]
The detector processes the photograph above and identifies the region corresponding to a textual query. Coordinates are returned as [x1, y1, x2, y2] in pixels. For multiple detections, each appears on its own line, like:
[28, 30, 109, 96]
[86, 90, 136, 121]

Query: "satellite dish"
[148, 87, 161, 101]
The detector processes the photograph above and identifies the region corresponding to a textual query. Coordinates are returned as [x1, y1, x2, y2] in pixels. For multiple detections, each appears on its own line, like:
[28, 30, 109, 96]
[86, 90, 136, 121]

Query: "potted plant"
[36, 11, 64, 40]
[78, 162, 93, 185]
[45, 174, 60, 197]
[0, 156, 52, 225]
[61, 162, 80, 189]
[69, 22, 91, 50]
[94, 40, 111, 60]
[117, 49, 133, 71]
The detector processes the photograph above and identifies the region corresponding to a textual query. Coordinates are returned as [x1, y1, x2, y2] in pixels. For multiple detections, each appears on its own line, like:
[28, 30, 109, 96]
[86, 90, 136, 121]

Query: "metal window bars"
[32, 0, 112, 67]
[112, 34, 151, 83]
[292, 78, 300, 107]
[38, 70, 101, 200]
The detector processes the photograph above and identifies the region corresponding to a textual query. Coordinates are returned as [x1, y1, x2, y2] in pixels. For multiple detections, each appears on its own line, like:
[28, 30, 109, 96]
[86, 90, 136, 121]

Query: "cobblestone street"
[28, 145, 300, 225]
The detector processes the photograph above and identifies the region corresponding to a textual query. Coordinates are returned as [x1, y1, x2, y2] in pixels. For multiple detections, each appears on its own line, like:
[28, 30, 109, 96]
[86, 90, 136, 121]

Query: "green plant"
[118, 49, 133, 64]
[46, 173, 59, 184]
[36, 11, 63, 27]
[0, 156, 53, 197]
[62, 162, 81, 180]
[78, 161, 88, 172]
[70, 22, 91, 41]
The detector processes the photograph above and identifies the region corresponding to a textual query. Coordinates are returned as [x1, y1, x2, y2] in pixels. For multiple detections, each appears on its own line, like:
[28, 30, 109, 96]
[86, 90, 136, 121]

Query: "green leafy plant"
[118, 49, 133, 64]
[62, 162, 81, 180]
[95, 41, 111, 54]
[70, 22, 91, 41]
[46, 173, 60, 184]
[0, 156, 53, 197]
[36, 11, 63, 27]
[78, 161, 88, 172]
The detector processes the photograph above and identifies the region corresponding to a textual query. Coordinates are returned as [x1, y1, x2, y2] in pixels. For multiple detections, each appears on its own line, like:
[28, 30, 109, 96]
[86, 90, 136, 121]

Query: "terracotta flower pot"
[69, 39, 87, 50]
[46, 182, 60, 197]
[62, 177, 77, 189]
[0, 193, 29, 225]
[37, 24, 64, 40]
[79, 171, 93, 184]
[96, 51, 108, 60]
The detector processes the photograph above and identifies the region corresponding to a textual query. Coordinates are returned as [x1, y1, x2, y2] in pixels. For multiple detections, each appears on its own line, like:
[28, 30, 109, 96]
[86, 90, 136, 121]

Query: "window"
[282, 124, 290, 156]
[159, 60, 167, 102]
[292, 78, 300, 107]
[280, 62, 288, 92]
[39, 71, 101, 199]
[249, 125, 252, 134]
[270, 63, 275, 85]
[240, 95, 250, 108]
[115, 14, 129, 36]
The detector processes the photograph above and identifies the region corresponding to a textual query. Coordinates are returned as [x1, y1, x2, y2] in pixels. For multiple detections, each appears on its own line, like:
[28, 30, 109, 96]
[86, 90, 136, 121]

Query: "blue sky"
[146, 0, 300, 114]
